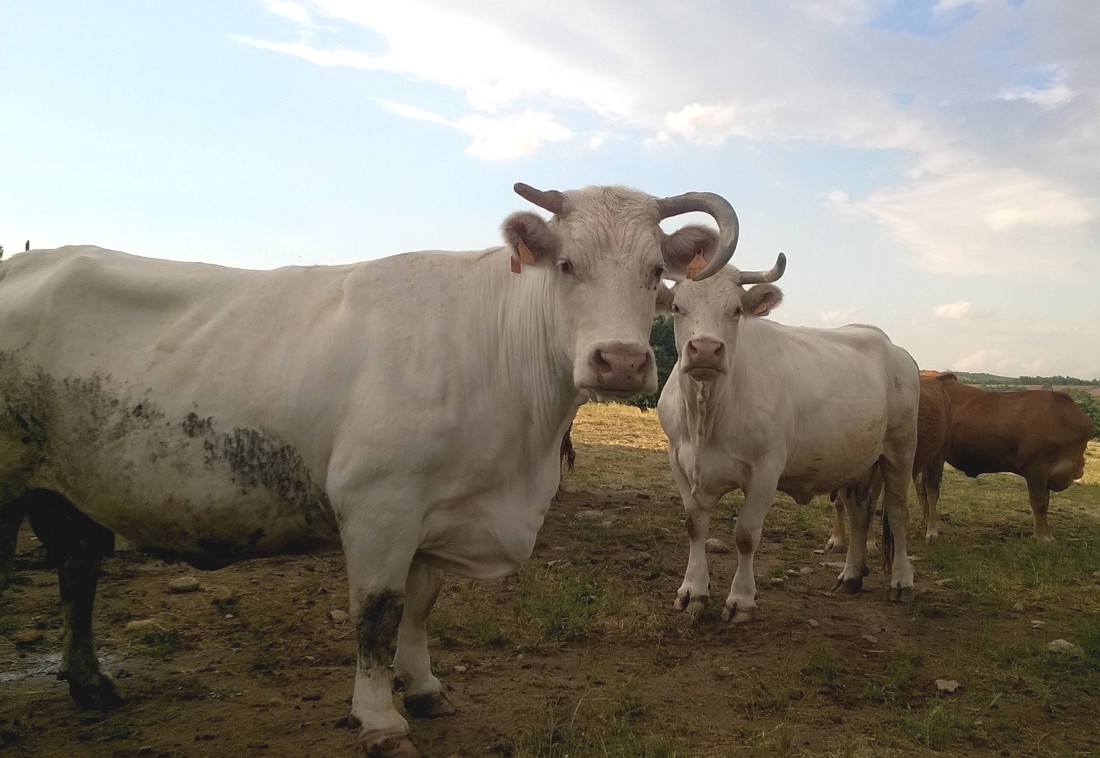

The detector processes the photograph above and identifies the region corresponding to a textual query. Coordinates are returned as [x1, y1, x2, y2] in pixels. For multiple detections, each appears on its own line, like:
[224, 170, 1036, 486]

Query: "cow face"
[666, 268, 783, 382]
[503, 186, 723, 400]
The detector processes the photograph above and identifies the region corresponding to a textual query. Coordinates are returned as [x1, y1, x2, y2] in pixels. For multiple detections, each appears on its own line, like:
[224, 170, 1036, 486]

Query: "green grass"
[514, 564, 623, 643]
[137, 628, 183, 660]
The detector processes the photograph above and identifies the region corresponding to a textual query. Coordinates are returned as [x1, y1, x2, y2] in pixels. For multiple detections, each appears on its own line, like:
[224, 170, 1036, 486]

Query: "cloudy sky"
[1, 0, 1097, 379]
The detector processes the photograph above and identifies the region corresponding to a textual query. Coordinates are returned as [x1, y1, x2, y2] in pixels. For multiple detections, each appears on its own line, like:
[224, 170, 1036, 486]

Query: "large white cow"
[0, 183, 741, 757]
[657, 263, 919, 624]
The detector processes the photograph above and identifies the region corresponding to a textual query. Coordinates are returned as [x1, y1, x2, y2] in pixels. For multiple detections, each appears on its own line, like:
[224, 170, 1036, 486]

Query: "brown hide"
[919, 372, 1093, 541]
[934, 373, 1091, 486]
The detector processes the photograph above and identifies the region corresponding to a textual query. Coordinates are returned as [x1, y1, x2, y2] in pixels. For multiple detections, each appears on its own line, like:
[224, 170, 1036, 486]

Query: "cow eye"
[671, 303, 682, 315]
[733, 306, 744, 317]
[653, 264, 667, 281]
[557, 259, 575, 276]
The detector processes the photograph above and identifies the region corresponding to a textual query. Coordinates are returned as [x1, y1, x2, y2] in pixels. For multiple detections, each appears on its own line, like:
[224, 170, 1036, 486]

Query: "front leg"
[724, 477, 778, 624]
[394, 558, 455, 719]
[824, 493, 845, 552]
[341, 519, 423, 758]
[668, 447, 710, 616]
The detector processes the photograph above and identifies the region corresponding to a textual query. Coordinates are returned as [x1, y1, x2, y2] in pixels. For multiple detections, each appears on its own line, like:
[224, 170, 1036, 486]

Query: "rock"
[861, 634, 878, 644]
[799, 566, 814, 576]
[575, 509, 605, 521]
[327, 609, 351, 624]
[1047, 639, 1083, 656]
[168, 576, 201, 593]
[705, 538, 731, 553]
[453, 664, 467, 673]
[769, 577, 785, 587]
[808, 619, 819, 628]
[1030, 620, 1045, 629]
[935, 679, 961, 693]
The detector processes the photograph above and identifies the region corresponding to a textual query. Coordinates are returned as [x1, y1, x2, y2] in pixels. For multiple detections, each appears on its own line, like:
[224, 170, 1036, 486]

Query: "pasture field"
[2, 404, 1099, 757]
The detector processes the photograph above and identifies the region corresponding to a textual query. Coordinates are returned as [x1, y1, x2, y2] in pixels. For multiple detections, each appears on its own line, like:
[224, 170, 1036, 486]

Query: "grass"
[504, 403, 1100, 756]
[137, 628, 183, 660]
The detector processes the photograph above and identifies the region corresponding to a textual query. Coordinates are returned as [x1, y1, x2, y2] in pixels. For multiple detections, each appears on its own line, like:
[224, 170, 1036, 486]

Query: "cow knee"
[355, 590, 405, 671]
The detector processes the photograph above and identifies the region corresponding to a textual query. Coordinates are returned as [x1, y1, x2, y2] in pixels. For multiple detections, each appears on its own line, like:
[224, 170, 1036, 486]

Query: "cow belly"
[4, 366, 337, 565]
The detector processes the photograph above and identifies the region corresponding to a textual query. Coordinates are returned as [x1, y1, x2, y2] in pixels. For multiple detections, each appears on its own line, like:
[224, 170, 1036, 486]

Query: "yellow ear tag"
[517, 240, 538, 264]
[511, 241, 538, 274]
[685, 252, 707, 280]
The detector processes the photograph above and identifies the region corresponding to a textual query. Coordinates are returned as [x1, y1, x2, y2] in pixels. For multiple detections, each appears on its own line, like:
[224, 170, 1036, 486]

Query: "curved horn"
[514, 182, 565, 215]
[737, 252, 787, 285]
[655, 192, 739, 280]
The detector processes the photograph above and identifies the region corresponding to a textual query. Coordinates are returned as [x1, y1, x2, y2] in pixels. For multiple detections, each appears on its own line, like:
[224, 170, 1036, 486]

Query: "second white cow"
[657, 262, 919, 623]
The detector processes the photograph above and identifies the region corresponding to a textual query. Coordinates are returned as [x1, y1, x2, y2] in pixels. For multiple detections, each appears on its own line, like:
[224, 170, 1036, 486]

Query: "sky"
[1, 0, 1097, 380]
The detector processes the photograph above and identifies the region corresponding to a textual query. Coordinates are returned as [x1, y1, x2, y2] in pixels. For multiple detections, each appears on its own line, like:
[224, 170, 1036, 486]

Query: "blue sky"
[1, 0, 1097, 379]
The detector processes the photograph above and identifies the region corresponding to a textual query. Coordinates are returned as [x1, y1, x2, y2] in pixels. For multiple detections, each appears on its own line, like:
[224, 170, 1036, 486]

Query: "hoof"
[824, 538, 843, 553]
[674, 594, 707, 615]
[924, 531, 938, 545]
[720, 605, 753, 624]
[361, 731, 422, 758]
[889, 585, 916, 603]
[404, 691, 456, 719]
[67, 675, 126, 711]
[831, 576, 863, 595]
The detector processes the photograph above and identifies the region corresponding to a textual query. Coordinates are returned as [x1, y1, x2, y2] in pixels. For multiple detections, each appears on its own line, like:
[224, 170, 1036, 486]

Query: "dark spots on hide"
[355, 590, 404, 670]
[181, 412, 213, 438]
[201, 427, 334, 529]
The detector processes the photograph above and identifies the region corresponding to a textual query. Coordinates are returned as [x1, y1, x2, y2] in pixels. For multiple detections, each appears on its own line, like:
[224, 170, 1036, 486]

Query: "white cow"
[0, 183, 741, 757]
[657, 263, 919, 624]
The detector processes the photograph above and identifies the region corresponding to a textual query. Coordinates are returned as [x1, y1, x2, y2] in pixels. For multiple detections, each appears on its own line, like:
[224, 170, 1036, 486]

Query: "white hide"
[657, 268, 919, 623]
[0, 185, 710, 752]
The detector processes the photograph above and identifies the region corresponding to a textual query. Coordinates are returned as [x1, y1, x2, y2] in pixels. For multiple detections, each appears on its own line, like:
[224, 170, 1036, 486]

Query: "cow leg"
[669, 451, 710, 616]
[917, 458, 944, 543]
[832, 487, 871, 595]
[879, 466, 915, 602]
[723, 478, 777, 623]
[25, 490, 124, 710]
[342, 528, 424, 758]
[824, 494, 846, 553]
[1026, 477, 1054, 543]
[394, 558, 455, 719]
[0, 495, 27, 591]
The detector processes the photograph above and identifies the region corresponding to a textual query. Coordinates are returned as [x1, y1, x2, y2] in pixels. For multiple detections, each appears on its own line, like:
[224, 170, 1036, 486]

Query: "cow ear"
[656, 281, 675, 314]
[502, 211, 558, 272]
[742, 284, 783, 317]
[661, 224, 718, 281]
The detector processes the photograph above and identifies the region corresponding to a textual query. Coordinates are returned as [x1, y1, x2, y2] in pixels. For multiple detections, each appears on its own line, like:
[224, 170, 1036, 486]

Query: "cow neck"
[482, 247, 581, 451]
[683, 379, 719, 500]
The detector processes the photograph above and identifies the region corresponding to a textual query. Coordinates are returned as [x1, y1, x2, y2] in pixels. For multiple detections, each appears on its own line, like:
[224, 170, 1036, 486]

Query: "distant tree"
[1068, 390, 1100, 439]
[628, 315, 676, 411]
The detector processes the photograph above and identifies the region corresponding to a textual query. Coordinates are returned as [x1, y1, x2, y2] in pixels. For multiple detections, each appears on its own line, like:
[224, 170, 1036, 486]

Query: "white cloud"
[241, 0, 1100, 290]
[933, 301, 970, 319]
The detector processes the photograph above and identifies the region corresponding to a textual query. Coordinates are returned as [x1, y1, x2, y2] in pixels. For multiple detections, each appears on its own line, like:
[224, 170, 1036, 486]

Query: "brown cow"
[918, 372, 1093, 542]
[827, 374, 951, 550]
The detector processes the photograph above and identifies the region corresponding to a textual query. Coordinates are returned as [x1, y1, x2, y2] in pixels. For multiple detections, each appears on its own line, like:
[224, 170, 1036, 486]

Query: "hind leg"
[27, 490, 124, 710]
[1025, 477, 1054, 543]
[0, 496, 27, 590]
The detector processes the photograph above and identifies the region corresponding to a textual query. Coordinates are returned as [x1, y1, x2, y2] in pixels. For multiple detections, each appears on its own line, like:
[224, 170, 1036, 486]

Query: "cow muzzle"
[683, 337, 726, 381]
[581, 342, 656, 397]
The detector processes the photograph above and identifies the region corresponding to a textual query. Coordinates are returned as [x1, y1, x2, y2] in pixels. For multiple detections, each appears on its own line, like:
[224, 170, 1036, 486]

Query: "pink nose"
[589, 343, 653, 390]
[687, 337, 725, 370]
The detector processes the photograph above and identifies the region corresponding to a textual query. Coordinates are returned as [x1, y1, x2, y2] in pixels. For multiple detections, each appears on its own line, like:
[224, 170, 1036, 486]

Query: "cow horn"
[737, 252, 787, 285]
[514, 182, 565, 215]
[655, 192, 739, 280]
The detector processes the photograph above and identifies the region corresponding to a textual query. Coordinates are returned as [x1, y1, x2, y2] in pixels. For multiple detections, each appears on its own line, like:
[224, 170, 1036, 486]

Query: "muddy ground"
[2, 413, 1099, 757]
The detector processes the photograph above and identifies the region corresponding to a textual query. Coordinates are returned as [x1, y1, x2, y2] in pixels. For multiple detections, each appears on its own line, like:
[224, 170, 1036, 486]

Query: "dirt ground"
[2, 418, 1099, 757]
